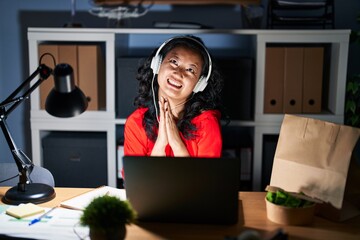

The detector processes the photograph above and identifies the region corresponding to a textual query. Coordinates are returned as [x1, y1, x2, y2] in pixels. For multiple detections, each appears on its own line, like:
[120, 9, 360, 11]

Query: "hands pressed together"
[151, 96, 190, 157]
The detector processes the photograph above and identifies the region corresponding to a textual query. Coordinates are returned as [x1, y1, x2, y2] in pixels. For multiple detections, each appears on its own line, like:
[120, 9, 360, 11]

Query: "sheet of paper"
[0, 206, 89, 240]
[0, 205, 9, 214]
[60, 185, 127, 210]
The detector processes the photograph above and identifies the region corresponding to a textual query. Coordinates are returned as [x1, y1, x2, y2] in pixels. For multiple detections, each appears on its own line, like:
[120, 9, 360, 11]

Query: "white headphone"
[150, 36, 212, 93]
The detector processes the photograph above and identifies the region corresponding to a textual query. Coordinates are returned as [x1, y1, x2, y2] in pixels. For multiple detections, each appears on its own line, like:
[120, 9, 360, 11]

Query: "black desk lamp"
[0, 54, 88, 204]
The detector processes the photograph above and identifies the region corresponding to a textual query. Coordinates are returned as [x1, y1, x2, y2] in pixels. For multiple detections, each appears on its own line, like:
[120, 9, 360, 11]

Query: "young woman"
[123, 35, 224, 161]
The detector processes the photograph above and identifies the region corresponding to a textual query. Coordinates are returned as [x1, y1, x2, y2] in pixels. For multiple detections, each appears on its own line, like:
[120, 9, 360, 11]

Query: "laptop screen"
[123, 156, 240, 224]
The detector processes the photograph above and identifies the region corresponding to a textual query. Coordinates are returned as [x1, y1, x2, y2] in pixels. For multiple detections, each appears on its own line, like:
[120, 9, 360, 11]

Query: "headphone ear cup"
[150, 55, 162, 74]
[193, 76, 208, 93]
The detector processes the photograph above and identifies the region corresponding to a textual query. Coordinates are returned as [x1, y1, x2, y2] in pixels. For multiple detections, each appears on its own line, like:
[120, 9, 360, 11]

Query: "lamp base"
[2, 183, 56, 205]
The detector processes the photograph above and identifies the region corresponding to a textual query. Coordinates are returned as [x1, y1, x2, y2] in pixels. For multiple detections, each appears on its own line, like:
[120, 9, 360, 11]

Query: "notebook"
[123, 156, 240, 225]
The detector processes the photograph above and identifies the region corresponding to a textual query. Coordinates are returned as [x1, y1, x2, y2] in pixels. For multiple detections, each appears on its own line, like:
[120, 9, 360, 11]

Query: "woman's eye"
[169, 59, 178, 65]
[187, 68, 195, 74]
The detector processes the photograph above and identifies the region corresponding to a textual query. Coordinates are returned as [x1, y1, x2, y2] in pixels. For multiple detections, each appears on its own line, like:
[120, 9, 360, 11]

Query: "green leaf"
[80, 195, 137, 229]
[351, 115, 360, 126]
[283, 195, 302, 208]
[347, 81, 360, 95]
[266, 192, 276, 203]
[266, 190, 314, 208]
[274, 190, 288, 205]
[345, 100, 356, 114]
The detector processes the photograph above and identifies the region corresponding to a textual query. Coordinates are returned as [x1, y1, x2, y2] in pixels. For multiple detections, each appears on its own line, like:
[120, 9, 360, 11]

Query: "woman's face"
[157, 46, 204, 105]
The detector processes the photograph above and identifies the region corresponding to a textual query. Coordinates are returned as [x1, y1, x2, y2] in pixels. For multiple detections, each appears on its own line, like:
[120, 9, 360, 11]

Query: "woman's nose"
[174, 66, 185, 77]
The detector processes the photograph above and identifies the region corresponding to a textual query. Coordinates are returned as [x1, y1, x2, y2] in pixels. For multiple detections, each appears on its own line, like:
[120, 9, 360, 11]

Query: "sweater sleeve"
[124, 109, 148, 156]
[193, 110, 222, 158]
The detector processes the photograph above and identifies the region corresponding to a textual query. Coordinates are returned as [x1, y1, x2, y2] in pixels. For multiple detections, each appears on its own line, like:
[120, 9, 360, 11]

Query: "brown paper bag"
[270, 114, 360, 221]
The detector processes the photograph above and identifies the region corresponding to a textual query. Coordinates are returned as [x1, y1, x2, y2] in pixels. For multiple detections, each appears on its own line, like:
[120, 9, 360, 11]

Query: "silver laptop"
[123, 156, 240, 225]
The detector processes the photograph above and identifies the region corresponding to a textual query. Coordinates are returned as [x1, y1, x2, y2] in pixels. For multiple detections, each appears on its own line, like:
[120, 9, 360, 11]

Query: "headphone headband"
[150, 36, 212, 93]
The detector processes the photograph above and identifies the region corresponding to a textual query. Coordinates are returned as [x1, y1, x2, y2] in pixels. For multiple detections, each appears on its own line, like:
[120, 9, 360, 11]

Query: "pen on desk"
[28, 206, 57, 226]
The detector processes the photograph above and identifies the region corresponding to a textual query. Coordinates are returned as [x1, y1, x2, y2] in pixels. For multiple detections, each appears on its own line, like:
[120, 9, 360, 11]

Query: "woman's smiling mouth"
[167, 79, 182, 89]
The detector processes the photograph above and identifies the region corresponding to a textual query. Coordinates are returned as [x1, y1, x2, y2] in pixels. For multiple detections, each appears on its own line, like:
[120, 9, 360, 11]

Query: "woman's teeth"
[168, 79, 182, 88]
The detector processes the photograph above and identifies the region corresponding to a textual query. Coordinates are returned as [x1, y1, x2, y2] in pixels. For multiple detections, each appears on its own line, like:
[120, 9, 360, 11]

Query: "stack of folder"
[264, 46, 324, 114]
[38, 44, 106, 111]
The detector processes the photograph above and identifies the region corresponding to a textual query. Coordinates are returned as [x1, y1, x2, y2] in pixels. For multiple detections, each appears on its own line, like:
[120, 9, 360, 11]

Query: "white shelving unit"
[28, 28, 350, 190]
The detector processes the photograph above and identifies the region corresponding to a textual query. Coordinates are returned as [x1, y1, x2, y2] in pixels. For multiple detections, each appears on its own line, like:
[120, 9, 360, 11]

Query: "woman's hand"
[151, 97, 168, 156]
[165, 103, 189, 157]
[151, 97, 189, 157]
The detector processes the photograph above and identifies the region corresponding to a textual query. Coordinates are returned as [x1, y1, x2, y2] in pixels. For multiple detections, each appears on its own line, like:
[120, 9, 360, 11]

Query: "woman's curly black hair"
[134, 35, 225, 142]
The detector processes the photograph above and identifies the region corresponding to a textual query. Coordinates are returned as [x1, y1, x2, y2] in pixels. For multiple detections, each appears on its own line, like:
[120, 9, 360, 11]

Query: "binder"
[38, 44, 105, 111]
[78, 45, 106, 111]
[38, 45, 78, 109]
[38, 44, 59, 109]
[283, 47, 303, 113]
[264, 47, 285, 113]
[58, 45, 79, 85]
[302, 47, 324, 113]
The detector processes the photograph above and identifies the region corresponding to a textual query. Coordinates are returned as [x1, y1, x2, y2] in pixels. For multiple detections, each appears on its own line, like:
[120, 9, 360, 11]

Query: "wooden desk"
[1, 187, 359, 240]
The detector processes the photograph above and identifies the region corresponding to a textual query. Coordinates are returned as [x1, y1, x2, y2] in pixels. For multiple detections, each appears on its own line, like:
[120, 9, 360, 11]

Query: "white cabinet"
[28, 28, 350, 190]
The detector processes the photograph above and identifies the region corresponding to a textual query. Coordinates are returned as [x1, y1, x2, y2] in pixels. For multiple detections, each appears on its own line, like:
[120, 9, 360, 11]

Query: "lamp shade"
[45, 63, 88, 117]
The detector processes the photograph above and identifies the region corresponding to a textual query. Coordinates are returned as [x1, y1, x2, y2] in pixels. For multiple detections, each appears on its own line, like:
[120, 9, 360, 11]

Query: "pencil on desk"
[28, 206, 57, 226]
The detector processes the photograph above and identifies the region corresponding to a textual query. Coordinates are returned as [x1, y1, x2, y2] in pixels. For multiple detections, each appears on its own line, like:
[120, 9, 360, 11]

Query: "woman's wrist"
[151, 141, 167, 156]
[171, 141, 189, 157]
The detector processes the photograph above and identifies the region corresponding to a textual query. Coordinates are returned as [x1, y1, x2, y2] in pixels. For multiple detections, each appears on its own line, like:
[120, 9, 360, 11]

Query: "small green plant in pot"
[80, 195, 137, 240]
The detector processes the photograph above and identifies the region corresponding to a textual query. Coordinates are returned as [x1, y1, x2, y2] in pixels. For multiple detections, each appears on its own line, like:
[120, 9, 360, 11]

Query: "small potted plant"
[80, 195, 137, 240]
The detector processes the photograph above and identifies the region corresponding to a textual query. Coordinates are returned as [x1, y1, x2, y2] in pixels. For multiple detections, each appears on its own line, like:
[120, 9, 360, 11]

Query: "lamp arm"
[0, 111, 34, 189]
[0, 64, 52, 118]
[0, 64, 52, 191]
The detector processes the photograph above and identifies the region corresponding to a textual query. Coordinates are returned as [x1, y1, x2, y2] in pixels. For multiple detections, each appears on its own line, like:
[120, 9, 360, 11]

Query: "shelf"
[267, 0, 334, 29]
[273, 1, 327, 9]
[28, 28, 350, 190]
[93, 0, 261, 6]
